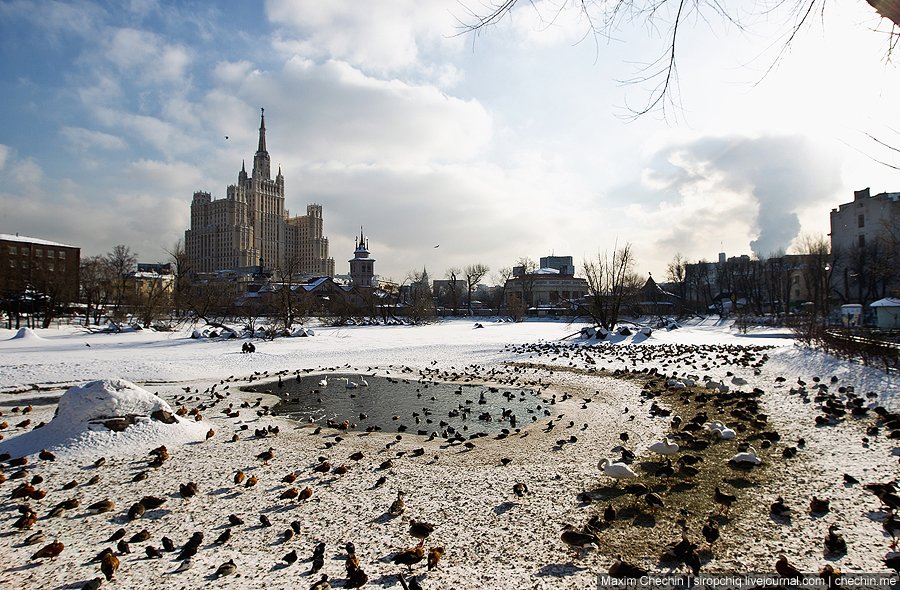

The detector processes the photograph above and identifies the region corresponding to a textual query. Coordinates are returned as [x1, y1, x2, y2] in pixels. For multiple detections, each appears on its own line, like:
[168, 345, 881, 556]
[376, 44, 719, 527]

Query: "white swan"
[598, 458, 638, 481]
[730, 446, 761, 466]
[704, 421, 736, 440]
[731, 375, 748, 386]
[359, 376, 369, 387]
[648, 436, 679, 456]
[344, 378, 359, 389]
[318, 376, 328, 387]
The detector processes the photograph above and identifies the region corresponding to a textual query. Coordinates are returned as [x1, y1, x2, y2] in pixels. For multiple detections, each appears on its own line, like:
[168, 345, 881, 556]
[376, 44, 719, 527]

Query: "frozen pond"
[248, 373, 551, 439]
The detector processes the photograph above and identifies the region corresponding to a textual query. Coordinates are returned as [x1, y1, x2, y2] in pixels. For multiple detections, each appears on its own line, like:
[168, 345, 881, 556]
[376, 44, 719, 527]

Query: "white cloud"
[61, 127, 127, 151]
[232, 58, 493, 166]
[103, 28, 192, 84]
[265, 0, 464, 73]
[0, 145, 9, 170]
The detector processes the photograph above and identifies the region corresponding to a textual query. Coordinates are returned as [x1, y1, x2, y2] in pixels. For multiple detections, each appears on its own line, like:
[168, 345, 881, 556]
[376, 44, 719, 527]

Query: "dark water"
[247, 374, 549, 439]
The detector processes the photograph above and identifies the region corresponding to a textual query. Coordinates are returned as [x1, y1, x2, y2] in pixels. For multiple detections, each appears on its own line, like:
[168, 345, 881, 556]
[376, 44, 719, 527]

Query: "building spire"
[257, 108, 267, 154]
[252, 107, 271, 180]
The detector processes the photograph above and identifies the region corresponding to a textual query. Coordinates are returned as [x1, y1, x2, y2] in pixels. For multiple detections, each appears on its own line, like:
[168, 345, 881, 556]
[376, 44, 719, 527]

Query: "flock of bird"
[0, 337, 898, 588]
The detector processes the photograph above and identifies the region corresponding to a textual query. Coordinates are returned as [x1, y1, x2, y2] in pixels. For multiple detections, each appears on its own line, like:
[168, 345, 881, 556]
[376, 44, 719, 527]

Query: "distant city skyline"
[0, 1, 897, 283]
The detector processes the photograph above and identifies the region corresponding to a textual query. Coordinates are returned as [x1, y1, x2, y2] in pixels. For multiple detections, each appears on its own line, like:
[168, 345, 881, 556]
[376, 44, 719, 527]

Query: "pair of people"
[241, 341, 256, 353]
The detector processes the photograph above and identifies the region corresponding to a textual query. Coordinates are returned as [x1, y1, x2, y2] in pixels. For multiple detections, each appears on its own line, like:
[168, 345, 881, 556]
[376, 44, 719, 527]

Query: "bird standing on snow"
[598, 458, 638, 483]
[648, 436, 679, 456]
[214, 559, 237, 577]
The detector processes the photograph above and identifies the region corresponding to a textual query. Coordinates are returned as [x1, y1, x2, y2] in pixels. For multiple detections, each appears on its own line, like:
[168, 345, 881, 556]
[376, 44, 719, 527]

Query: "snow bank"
[0, 378, 209, 459]
[8, 327, 44, 341]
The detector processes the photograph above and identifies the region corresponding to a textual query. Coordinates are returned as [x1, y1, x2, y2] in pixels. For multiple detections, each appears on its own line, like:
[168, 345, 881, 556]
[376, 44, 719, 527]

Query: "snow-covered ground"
[0, 318, 897, 590]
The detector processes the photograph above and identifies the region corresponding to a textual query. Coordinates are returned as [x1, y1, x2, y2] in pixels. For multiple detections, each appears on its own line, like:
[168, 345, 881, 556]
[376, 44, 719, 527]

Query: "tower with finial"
[184, 108, 335, 278]
[349, 227, 375, 287]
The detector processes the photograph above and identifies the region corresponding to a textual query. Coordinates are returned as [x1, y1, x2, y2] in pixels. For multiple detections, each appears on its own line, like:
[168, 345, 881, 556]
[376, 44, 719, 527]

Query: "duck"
[702, 514, 719, 545]
[648, 436, 679, 456]
[824, 524, 847, 555]
[427, 546, 445, 570]
[598, 458, 638, 482]
[100, 551, 119, 581]
[770, 496, 790, 518]
[714, 486, 737, 514]
[31, 540, 64, 560]
[644, 492, 665, 512]
[729, 446, 761, 467]
[810, 496, 830, 514]
[393, 545, 425, 570]
[389, 491, 405, 516]
[257, 447, 275, 464]
[560, 525, 601, 555]
[775, 556, 803, 581]
[608, 556, 649, 577]
[409, 520, 435, 545]
[214, 559, 237, 577]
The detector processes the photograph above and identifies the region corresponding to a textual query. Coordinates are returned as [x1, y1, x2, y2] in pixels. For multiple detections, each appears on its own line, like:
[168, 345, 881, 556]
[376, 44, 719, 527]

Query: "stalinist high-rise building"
[185, 109, 335, 278]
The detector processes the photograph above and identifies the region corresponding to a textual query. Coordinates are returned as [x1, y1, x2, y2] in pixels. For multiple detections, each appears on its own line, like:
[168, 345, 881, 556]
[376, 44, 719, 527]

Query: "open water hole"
[246, 373, 551, 439]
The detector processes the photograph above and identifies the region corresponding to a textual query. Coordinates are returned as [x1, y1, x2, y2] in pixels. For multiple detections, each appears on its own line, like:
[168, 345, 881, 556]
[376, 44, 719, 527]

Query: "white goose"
[648, 436, 679, 456]
[598, 458, 638, 482]
[730, 446, 761, 466]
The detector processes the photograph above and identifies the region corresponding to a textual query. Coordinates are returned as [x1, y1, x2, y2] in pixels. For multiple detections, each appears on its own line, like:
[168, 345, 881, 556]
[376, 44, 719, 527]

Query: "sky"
[0, 0, 897, 284]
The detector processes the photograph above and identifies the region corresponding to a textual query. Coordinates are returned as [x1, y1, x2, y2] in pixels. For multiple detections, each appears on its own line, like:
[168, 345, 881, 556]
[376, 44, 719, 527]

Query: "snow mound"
[8, 327, 44, 341]
[0, 379, 209, 459]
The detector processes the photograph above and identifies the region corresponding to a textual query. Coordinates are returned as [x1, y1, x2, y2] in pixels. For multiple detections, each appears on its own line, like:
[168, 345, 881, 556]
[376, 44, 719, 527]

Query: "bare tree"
[581, 243, 642, 330]
[459, 1, 899, 119]
[166, 238, 193, 319]
[129, 273, 173, 329]
[665, 252, 688, 316]
[490, 266, 513, 316]
[406, 268, 436, 324]
[105, 244, 138, 318]
[442, 267, 464, 316]
[464, 263, 490, 316]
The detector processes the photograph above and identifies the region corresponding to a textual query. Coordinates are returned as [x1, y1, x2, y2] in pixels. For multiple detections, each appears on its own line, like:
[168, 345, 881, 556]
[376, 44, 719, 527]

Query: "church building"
[185, 109, 335, 278]
[348, 228, 376, 287]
